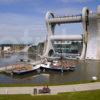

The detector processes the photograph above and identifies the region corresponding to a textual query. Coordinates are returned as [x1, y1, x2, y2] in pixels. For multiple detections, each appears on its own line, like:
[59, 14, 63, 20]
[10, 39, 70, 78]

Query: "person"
[46, 85, 51, 93]
[43, 86, 46, 90]
[33, 88, 37, 95]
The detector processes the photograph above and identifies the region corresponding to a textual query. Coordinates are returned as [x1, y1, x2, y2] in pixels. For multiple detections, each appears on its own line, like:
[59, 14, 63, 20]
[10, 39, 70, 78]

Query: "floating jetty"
[0, 60, 42, 73]
[0, 66, 14, 73]
[12, 64, 40, 74]
[0, 59, 77, 75]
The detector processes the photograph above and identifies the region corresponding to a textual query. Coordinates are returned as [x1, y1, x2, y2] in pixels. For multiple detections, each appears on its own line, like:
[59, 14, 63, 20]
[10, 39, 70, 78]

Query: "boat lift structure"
[43, 6, 100, 60]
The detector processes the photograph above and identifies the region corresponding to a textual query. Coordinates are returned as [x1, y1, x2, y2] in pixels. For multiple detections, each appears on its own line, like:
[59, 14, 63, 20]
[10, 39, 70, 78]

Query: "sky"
[0, 0, 100, 44]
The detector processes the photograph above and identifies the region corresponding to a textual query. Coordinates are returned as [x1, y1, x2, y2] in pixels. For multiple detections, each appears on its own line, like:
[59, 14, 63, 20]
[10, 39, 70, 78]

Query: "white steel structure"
[42, 5, 100, 60]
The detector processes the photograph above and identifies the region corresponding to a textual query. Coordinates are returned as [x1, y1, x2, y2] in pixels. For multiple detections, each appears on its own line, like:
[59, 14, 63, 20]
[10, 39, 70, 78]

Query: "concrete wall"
[85, 14, 98, 59]
[85, 6, 100, 60]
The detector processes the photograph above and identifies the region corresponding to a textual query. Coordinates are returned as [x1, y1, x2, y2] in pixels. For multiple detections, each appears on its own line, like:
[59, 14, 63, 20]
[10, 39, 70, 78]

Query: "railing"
[47, 14, 82, 24]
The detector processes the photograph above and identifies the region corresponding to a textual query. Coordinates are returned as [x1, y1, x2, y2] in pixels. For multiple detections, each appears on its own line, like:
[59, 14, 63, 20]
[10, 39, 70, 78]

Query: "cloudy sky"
[0, 0, 99, 44]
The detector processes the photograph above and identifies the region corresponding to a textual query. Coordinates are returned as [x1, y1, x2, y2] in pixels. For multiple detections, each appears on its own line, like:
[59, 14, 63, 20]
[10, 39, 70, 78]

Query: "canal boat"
[12, 59, 76, 75]
[40, 60, 76, 72]
[12, 64, 41, 75]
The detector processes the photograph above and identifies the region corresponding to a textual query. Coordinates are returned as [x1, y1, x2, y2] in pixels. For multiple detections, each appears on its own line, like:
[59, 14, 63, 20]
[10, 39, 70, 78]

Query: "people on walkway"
[38, 85, 51, 94]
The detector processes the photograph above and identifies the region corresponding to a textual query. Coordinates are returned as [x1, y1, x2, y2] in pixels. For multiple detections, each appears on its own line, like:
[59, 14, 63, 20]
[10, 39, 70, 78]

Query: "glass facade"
[52, 40, 82, 56]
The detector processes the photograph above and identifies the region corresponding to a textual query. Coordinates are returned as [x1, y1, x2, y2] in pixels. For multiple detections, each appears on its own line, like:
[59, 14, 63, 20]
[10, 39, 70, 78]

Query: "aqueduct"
[42, 5, 100, 60]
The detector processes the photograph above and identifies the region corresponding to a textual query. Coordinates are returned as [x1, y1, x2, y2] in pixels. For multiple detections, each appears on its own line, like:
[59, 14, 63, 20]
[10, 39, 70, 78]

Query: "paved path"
[0, 82, 100, 95]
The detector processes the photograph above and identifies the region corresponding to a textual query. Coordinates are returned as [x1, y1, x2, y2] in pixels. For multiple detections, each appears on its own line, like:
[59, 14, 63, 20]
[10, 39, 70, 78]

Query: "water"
[0, 53, 100, 84]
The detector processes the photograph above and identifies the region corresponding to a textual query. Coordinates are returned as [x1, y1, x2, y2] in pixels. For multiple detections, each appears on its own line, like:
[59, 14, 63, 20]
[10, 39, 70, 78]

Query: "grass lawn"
[0, 90, 100, 100]
[0, 80, 97, 87]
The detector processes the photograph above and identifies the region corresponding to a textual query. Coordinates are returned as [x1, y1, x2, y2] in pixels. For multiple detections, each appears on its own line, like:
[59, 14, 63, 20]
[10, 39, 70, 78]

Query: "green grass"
[0, 90, 100, 100]
[0, 80, 97, 87]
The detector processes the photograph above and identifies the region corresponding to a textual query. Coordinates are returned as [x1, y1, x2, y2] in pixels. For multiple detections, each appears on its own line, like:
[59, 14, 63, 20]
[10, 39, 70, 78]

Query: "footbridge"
[42, 5, 100, 60]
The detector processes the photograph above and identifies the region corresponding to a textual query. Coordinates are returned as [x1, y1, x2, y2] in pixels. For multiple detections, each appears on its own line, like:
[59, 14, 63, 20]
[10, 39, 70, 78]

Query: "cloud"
[0, 0, 28, 3]
[36, 6, 81, 17]
[0, 0, 92, 44]
[60, 0, 94, 3]
[0, 7, 81, 44]
[0, 0, 20, 4]
[52, 7, 81, 15]
[0, 13, 46, 44]
[0, 0, 42, 5]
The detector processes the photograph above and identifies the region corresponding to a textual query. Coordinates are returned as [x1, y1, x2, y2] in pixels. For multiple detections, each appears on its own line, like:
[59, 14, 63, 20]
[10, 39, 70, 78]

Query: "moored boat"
[40, 60, 76, 72]
[12, 64, 40, 75]
[12, 59, 77, 75]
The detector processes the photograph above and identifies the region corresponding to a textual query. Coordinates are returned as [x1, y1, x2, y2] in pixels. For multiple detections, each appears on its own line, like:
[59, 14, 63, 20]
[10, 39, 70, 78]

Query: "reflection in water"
[0, 53, 100, 84]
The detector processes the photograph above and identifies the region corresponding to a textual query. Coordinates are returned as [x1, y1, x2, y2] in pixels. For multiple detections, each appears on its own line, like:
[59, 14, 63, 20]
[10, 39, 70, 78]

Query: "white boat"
[12, 60, 76, 75]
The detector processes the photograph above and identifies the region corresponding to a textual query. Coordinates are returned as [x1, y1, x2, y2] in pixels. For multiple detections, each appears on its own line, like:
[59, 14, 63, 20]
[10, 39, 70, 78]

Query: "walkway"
[0, 82, 100, 95]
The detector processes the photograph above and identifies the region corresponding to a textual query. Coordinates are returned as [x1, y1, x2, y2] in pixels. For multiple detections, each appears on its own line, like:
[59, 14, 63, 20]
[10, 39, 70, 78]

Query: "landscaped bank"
[0, 90, 100, 100]
[0, 80, 96, 87]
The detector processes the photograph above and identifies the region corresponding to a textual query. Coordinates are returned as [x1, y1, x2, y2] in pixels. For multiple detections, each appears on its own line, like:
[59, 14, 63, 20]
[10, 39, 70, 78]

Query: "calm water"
[0, 53, 100, 84]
